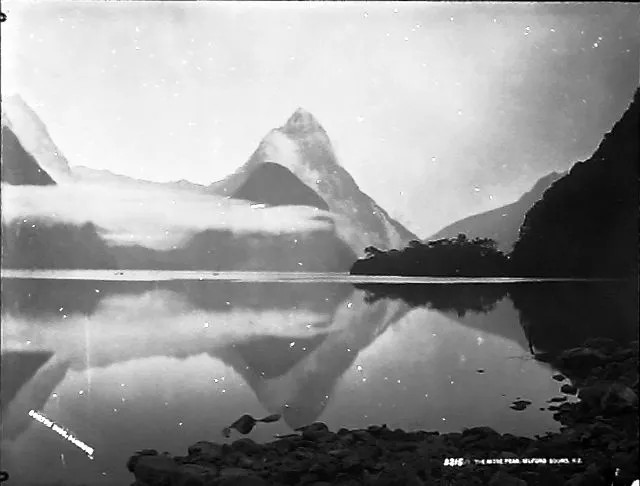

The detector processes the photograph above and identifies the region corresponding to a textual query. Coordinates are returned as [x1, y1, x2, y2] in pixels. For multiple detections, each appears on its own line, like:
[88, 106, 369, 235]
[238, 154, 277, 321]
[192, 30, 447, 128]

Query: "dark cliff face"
[1, 219, 118, 270]
[510, 88, 639, 277]
[1, 125, 56, 186]
[232, 162, 330, 211]
[428, 171, 565, 252]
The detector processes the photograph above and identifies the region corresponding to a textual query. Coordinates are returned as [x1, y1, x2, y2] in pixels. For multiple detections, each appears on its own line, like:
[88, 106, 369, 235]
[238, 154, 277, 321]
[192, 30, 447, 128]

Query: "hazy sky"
[2, 1, 639, 237]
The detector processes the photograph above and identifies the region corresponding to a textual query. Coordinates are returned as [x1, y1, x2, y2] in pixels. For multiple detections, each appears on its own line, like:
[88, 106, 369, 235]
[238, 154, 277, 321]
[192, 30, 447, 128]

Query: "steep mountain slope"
[428, 171, 565, 251]
[232, 162, 329, 210]
[510, 88, 639, 277]
[1, 94, 73, 184]
[209, 108, 417, 253]
[1, 124, 56, 186]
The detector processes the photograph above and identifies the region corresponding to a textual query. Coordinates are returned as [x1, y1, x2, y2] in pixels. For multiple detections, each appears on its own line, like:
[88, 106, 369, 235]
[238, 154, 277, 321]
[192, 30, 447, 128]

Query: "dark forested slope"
[510, 88, 639, 277]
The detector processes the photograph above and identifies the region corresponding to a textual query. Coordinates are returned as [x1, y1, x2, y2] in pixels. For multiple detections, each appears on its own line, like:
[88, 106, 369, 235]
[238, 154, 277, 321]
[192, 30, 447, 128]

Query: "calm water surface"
[0, 273, 636, 486]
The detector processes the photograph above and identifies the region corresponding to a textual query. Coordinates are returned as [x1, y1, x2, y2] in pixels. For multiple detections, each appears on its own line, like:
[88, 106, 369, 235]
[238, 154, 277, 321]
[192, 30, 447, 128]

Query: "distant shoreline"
[0, 269, 627, 283]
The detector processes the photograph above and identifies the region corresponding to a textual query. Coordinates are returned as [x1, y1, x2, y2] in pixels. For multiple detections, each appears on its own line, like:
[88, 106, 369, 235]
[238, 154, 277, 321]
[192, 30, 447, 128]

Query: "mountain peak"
[1, 93, 73, 183]
[2, 94, 43, 128]
[1, 94, 27, 127]
[283, 108, 326, 134]
[3, 93, 30, 111]
[218, 106, 417, 253]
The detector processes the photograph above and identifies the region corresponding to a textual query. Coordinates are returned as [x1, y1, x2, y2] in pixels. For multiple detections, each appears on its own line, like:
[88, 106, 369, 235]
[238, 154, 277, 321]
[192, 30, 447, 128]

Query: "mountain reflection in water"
[1, 277, 637, 486]
[357, 281, 637, 358]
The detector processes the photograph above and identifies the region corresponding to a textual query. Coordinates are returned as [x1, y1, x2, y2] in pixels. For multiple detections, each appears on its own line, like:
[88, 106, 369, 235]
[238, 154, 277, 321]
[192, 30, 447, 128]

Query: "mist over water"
[1, 276, 636, 486]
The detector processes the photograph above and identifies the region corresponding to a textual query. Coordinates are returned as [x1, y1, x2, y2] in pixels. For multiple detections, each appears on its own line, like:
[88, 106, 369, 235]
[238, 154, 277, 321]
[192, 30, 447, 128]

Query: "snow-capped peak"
[2, 94, 73, 184]
[4, 94, 37, 117]
[216, 109, 417, 253]
[283, 107, 327, 135]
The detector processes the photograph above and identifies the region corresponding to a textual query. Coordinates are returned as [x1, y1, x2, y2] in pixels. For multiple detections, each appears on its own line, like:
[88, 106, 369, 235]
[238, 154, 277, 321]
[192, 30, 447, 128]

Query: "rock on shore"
[127, 338, 638, 486]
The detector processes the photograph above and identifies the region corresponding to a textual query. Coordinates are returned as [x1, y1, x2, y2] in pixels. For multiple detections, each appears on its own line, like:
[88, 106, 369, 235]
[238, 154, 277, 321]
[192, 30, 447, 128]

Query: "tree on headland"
[351, 234, 509, 277]
[357, 89, 639, 279]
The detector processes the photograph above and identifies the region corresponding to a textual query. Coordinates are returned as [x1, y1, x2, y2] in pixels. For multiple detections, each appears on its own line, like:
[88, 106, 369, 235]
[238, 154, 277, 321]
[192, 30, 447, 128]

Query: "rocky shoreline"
[127, 338, 638, 486]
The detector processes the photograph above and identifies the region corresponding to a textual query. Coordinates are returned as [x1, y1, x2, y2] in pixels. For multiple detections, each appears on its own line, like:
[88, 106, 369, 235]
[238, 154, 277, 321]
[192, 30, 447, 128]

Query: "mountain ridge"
[1, 99, 413, 270]
[428, 171, 566, 251]
[510, 87, 639, 277]
[209, 108, 417, 253]
[70, 165, 209, 193]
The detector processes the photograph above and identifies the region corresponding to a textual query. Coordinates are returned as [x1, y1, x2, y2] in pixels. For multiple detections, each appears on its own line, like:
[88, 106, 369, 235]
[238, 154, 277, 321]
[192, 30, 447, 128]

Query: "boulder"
[366, 424, 390, 436]
[302, 428, 334, 442]
[133, 455, 181, 486]
[231, 438, 262, 455]
[216, 476, 267, 486]
[488, 471, 527, 486]
[581, 337, 621, 353]
[187, 441, 224, 462]
[578, 382, 638, 414]
[461, 426, 500, 438]
[558, 347, 608, 374]
[272, 438, 295, 455]
[577, 384, 609, 408]
[295, 422, 329, 433]
[218, 467, 257, 479]
[510, 400, 532, 411]
[127, 449, 159, 473]
[171, 464, 218, 486]
[565, 463, 607, 486]
[601, 383, 638, 412]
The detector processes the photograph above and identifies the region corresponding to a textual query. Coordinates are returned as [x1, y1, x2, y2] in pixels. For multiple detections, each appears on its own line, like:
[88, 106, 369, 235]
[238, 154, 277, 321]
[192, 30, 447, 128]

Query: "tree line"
[351, 234, 510, 277]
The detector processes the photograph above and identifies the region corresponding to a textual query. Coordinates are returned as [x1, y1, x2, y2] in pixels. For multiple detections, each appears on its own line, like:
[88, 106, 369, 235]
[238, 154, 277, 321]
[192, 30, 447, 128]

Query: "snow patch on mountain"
[1, 95, 73, 184]
[212, 109, 416, 253]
